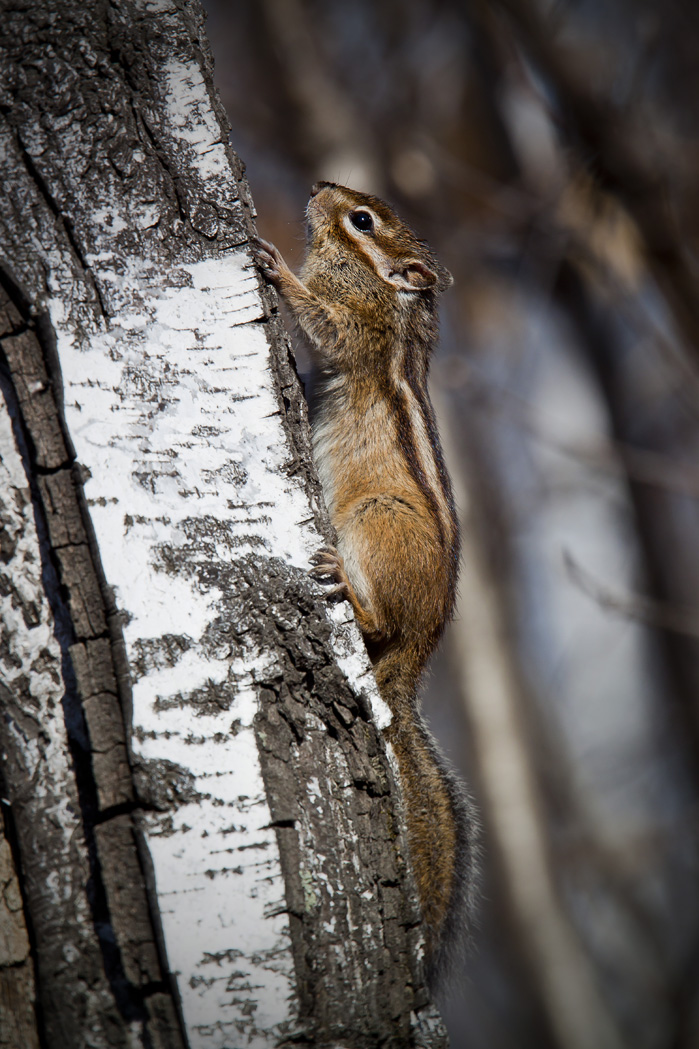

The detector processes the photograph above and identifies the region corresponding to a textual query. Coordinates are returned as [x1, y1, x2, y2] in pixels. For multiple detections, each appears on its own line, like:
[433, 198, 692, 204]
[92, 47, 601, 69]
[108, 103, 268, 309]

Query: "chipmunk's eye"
[349, 210, 374, 233]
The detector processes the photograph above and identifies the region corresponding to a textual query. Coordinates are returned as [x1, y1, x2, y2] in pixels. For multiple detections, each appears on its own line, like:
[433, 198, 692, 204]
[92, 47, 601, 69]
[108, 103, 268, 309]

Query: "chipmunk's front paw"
[309, 545, 351, 600]
[252, 236, 286, 286]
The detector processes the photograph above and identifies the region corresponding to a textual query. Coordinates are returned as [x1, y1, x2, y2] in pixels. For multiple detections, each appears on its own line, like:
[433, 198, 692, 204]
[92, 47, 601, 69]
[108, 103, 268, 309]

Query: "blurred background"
[200, 2, 699, 1046]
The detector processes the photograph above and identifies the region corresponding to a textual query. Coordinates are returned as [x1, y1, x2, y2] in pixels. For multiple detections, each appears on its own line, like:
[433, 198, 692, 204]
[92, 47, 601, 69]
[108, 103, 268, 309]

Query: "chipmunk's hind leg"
[309, 545, 382, 639]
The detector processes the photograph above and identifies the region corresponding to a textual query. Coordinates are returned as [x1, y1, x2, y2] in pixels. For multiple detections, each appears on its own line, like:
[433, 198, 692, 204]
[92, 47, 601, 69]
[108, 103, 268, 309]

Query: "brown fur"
[255, 183, 477, 982]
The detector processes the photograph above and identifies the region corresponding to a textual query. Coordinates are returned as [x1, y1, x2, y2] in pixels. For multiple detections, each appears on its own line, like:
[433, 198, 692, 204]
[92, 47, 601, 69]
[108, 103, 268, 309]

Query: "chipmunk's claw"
[251, 236, 284, 282]
[310, 546, 340, 569]
[323, 582, 350, 599]
[309, 545, 350, 599]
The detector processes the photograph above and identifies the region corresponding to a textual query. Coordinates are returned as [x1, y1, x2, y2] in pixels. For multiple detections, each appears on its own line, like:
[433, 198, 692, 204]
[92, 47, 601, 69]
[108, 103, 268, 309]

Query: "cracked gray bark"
[0, 1, 448, 1046]
[0, 819, 39, 1049]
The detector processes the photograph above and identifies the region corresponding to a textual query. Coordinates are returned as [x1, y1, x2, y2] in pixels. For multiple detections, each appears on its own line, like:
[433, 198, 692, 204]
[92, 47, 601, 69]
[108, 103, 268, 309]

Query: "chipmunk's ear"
[388, 260, 453, 292]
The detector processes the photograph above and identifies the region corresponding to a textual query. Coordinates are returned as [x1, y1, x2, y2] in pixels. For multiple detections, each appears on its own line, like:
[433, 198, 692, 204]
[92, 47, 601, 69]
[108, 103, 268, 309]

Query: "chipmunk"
[255, 182, 478, 985]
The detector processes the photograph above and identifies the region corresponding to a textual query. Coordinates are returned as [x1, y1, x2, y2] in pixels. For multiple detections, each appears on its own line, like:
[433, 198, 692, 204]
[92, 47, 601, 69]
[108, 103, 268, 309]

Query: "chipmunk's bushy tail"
[377, 651, 480, 988]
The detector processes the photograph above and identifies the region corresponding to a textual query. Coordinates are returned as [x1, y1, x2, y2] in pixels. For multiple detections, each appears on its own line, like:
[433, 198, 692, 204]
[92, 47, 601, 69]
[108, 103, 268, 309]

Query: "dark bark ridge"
[0, 0, 448, 1046]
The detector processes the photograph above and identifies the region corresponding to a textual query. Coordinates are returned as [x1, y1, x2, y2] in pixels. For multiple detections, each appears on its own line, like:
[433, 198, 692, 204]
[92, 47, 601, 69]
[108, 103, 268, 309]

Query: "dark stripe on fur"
[403, 341, 458, 527]
[388, 378, 447, 552]
[400, 336, 461, 590]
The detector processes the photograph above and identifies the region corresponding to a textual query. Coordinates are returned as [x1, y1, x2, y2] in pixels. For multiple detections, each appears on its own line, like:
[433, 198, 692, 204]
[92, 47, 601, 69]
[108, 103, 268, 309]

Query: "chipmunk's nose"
[310, 181, 336, 197]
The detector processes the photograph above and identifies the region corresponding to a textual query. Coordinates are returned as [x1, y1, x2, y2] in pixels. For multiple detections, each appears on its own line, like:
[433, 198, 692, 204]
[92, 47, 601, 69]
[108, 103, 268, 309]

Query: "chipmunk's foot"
[309, 545, 351, 600]
[310, 546, 383, 640]
[252, 236, 286, 285]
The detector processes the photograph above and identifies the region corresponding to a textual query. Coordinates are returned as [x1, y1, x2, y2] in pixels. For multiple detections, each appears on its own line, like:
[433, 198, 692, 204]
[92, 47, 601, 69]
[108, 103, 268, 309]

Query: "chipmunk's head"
[305, 182, 453, 296]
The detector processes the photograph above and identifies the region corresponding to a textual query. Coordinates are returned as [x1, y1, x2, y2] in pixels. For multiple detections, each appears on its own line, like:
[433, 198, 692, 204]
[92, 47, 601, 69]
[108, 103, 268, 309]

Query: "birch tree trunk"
[0, 2, 447, 1046]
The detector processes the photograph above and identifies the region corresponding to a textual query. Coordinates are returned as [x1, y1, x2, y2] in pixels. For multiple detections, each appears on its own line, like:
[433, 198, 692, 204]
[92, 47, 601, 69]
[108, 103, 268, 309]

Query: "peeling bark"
[0, 0, 447, 1045]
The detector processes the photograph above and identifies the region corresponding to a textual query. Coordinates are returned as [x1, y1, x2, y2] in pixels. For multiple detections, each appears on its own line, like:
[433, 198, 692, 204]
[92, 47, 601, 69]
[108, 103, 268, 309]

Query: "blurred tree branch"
[438, 394, 629, 1049]
[493, 0, 699, 376]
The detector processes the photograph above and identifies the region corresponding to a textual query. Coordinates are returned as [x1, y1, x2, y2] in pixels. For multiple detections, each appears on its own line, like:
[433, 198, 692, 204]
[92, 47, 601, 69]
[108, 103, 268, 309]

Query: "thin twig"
[564, 551, 699, 639]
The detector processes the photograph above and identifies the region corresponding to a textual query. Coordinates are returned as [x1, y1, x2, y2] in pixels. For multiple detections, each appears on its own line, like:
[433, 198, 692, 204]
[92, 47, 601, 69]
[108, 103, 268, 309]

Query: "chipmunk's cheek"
[305, 211, 325, 245]
[305, 195, 326, 226]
